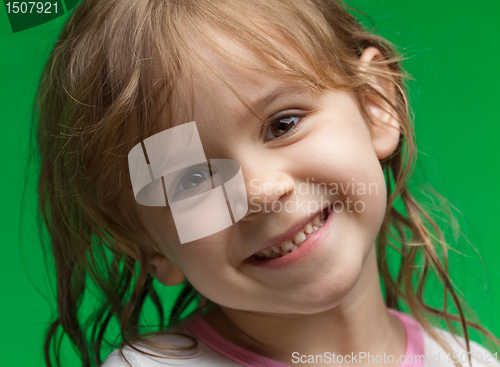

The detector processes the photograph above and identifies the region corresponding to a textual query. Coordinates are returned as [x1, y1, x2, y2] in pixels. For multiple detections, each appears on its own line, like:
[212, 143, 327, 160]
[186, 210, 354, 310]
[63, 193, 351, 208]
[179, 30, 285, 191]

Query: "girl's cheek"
[133, 203, 185, 258]
[301, 118, 387, 219]
[172, 226, 235, 265]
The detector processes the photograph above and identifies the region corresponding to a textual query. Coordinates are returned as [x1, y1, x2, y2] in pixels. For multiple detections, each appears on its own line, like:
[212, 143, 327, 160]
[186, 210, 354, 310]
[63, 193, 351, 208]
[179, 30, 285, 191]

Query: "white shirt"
[100, 309, 500, 367]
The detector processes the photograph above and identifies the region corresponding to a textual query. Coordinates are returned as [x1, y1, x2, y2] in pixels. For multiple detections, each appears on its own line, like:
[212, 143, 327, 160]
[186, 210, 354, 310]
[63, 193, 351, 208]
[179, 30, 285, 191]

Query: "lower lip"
[244, 207, 334, 269]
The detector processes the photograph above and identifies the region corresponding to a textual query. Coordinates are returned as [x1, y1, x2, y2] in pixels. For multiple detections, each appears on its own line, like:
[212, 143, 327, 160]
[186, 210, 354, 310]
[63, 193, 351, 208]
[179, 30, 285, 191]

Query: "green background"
[1, 0, 499, 365]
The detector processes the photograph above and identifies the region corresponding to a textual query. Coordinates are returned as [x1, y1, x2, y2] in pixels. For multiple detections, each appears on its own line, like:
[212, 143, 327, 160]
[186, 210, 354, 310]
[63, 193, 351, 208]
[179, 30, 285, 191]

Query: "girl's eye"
[265, 114, 302, 142]
[178, 168, 211, 192]
[167, 166, 215, 203]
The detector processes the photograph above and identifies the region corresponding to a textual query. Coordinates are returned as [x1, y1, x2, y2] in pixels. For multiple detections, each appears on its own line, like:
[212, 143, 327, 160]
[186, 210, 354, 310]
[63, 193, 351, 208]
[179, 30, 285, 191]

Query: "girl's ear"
[359, 46, 401, 160]
[147, 252, 186, 286]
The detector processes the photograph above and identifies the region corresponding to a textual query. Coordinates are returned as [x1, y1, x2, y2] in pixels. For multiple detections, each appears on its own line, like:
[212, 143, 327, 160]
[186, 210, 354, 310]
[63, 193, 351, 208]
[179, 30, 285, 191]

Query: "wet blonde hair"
[33, 0, 499, 366]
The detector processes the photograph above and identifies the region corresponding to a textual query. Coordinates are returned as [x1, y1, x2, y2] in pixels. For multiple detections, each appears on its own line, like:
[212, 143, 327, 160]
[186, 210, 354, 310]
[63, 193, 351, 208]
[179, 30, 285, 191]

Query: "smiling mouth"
[252, 206, 329, 261]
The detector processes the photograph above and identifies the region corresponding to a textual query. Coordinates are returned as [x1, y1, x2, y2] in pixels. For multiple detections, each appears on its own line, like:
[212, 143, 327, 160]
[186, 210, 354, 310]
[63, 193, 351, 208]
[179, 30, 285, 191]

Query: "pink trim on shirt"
[184, 308, 424, 367]
[388, 308, 425, 367]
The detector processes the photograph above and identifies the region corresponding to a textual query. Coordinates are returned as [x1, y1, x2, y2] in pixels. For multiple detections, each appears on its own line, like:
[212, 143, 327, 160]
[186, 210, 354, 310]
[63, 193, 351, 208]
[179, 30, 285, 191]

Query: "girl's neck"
[203, 245, 406, 367]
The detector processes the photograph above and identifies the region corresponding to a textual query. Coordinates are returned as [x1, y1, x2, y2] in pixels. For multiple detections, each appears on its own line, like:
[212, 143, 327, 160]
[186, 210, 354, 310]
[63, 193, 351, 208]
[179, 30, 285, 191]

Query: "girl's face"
[134, 37, 398, 314]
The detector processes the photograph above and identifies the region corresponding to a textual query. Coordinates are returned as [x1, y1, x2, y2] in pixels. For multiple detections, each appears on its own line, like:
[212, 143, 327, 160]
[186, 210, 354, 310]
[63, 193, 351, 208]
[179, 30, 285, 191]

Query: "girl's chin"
[228, 295, 348, 316]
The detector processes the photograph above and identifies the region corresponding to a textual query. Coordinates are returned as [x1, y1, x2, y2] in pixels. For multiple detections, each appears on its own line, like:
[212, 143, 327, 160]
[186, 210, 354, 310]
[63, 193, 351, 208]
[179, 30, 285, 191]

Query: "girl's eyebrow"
[231, 83, 311, 124]
[251, 84, 312, 112]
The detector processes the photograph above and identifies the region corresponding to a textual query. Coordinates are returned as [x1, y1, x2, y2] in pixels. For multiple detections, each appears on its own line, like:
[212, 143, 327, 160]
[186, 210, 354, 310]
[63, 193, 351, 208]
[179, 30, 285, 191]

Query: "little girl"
[35, 0, 500, 366]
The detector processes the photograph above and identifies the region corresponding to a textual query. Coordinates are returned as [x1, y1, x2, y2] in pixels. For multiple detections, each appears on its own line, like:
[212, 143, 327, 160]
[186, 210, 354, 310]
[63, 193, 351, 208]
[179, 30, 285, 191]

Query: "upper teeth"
[254, 210, 327, 260]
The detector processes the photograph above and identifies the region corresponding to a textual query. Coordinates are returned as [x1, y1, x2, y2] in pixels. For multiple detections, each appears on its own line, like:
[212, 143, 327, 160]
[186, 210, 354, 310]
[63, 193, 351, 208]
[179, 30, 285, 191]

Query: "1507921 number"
[447, 351, 498, 364]
[5, 2, 59, 14]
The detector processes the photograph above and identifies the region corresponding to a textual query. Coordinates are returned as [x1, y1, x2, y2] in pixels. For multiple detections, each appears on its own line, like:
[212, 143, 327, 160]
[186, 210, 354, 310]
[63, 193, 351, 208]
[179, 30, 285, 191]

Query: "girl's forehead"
[184, 68, 276, 143]
[151, 20, 328, 137]
[180, 27, 315, 120]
